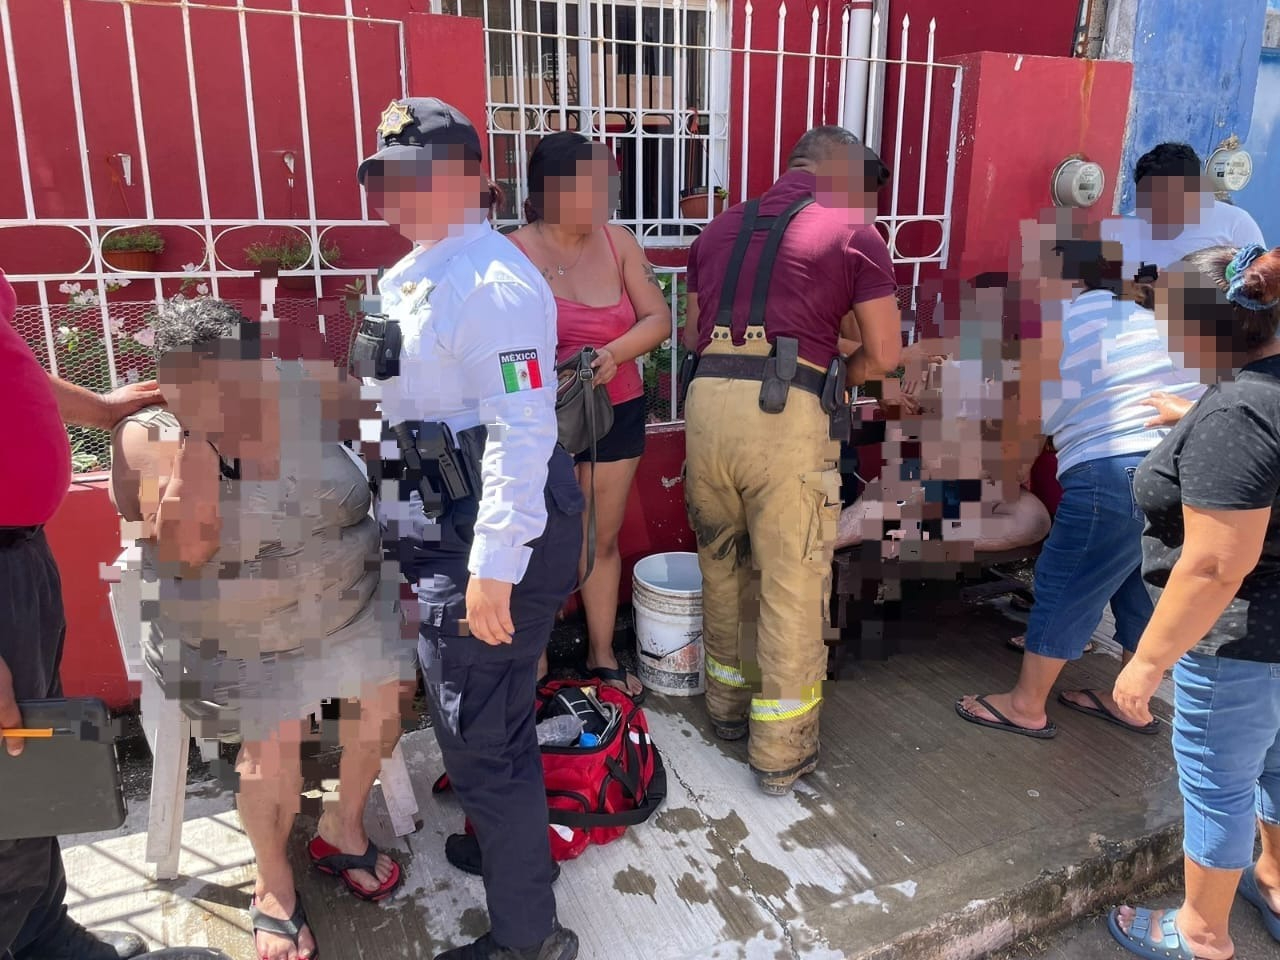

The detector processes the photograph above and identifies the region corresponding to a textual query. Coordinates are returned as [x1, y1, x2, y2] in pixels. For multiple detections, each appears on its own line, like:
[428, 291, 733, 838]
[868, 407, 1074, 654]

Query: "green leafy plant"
[680, 185, 727, 200]
[101, 228, 165, 254]
[244, 235, 341, 271]
[68, 426, 102, 473]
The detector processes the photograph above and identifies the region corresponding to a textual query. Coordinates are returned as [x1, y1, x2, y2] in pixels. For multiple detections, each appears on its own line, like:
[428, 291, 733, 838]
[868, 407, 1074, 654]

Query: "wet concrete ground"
[61, 602, 1186, 959]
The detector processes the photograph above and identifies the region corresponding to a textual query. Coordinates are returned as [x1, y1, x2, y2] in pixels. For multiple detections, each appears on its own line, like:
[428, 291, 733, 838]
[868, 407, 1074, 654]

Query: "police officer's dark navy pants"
[0, 530, 71, 960]
[402, 450, 584, 951]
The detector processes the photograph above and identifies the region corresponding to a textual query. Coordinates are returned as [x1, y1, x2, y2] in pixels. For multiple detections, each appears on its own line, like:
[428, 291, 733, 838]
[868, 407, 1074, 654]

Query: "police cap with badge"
[351, 97, 483, 381]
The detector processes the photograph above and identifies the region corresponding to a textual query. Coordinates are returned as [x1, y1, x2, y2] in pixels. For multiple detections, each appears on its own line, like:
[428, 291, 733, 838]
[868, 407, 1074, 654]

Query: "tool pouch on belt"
[759, 336, 799, 414]
[822, 357, 852, 440]
[678, 350, 699, 408]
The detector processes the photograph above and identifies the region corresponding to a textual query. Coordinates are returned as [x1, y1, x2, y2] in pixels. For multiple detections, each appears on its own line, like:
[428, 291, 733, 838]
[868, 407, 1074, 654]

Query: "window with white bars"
[450, 0, 730, 244]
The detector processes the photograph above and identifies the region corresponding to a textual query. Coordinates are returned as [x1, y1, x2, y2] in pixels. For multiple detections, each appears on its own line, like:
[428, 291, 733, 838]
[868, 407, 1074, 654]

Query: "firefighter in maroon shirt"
[0, 270, 225, 960]
[680, 127, 901, 795]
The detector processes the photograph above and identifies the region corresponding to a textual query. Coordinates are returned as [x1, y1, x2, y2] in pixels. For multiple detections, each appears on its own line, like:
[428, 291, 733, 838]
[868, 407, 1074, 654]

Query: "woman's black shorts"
[575, 395, 647, 464]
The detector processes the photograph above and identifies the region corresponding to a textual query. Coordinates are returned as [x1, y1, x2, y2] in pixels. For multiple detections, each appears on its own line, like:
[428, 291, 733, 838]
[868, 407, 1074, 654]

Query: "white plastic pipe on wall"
[841, 0, 874, 141]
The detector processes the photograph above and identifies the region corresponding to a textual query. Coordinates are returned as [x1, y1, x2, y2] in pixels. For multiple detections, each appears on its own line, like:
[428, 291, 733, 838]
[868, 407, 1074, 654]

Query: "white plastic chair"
[104, 548, 420, 880]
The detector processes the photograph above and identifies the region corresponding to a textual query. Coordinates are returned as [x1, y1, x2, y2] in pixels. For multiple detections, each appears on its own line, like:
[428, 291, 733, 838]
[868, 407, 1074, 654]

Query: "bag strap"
[581, 365, 599, 584]
[547, 748, 668, 829]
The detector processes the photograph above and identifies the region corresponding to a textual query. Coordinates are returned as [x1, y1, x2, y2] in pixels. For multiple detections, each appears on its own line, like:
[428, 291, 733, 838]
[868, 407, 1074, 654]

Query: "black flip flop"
[250, 892, 317, 959]
[1057, 690, 1161, 735]
[955, 695, 1058, 739]
[588, 665, 646, 705]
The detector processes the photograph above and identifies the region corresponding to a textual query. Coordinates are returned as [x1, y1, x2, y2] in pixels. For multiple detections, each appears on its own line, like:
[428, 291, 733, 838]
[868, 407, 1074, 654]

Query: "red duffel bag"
[432, 679, 667, 861]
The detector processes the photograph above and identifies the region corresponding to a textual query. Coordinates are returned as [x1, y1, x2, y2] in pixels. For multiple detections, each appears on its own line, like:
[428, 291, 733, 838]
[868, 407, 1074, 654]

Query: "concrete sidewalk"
[61, 604, 1186, 959]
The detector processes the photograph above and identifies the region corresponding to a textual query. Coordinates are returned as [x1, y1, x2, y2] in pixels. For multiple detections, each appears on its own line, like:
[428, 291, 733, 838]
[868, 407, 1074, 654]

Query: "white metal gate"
[440, 0, 962, 420]
[438, 0, 961, 281]
[0, 0, 406, 468]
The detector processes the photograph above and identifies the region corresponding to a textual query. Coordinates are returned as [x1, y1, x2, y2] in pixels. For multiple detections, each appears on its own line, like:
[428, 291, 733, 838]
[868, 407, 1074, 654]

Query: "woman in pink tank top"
[509, 132, 671, 700]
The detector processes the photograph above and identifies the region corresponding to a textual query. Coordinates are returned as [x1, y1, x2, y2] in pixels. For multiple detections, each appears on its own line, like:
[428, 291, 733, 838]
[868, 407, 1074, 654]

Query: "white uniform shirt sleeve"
[444, 279, 559, 584]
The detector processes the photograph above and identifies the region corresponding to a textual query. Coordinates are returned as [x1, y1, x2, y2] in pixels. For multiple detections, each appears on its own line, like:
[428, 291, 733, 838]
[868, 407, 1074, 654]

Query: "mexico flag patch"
[499, 349, 543, 393]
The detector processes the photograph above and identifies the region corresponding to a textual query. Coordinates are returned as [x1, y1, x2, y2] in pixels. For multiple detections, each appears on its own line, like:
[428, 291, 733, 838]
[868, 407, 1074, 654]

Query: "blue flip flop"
[1106, 906, 1230, 959]
[1238, 865, 1280, 942]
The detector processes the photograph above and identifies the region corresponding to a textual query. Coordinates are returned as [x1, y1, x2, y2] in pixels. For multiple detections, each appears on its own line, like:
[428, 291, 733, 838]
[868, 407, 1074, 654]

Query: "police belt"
[692, 354, 826, 398]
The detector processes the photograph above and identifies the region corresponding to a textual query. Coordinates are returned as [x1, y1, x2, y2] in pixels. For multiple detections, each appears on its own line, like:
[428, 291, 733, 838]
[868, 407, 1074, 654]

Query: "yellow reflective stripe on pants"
[705, 655, 751, 689]
[750, 695, 823, 723]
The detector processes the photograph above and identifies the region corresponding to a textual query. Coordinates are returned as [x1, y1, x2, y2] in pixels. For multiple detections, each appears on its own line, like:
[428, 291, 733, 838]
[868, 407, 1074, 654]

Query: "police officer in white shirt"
[1102, 142, 1265, 277]
[354, 97, 583, 960]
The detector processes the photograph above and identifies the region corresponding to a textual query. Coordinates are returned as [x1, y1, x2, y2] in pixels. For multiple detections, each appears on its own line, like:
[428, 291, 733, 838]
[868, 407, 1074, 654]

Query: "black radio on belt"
[349, 295, 402, 380]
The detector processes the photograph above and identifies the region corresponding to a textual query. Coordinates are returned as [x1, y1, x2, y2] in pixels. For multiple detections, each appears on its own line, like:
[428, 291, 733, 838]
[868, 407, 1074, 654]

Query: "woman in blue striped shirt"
[957, 238, 1202, 739]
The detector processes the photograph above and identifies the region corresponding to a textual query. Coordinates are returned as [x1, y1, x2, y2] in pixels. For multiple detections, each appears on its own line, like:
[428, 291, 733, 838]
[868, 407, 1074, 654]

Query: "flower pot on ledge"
[679, 187, 727, 220]
[103, 249, 158, 272]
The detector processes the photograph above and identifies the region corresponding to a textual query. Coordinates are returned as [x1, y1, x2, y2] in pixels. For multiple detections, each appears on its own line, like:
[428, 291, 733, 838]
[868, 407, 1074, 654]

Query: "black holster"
[388, 421, 485, 519]
[759, 336, 799, 414]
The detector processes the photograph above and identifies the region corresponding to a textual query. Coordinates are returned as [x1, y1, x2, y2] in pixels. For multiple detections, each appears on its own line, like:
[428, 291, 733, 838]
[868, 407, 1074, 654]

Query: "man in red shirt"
[0, 271, 225, 960]
[681, 126, 901, 795]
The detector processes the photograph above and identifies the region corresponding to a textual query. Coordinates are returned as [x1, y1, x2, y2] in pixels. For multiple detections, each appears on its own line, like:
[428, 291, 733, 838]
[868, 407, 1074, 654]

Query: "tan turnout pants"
[683, 331, 841, 782]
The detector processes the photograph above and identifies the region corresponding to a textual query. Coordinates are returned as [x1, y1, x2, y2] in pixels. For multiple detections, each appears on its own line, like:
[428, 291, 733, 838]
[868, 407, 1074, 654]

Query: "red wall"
[0, 1, 475, 305]
[46, 479, 138, 710]
[944, 52, 1132, 280]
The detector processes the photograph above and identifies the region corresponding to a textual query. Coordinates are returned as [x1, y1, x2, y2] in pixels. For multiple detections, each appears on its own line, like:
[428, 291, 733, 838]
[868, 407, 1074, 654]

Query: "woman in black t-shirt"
[1106, 243, 1280, 959]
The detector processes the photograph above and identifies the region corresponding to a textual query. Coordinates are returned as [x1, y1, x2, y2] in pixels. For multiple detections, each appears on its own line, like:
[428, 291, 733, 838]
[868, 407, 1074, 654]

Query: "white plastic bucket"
[633, 552, 704, 696]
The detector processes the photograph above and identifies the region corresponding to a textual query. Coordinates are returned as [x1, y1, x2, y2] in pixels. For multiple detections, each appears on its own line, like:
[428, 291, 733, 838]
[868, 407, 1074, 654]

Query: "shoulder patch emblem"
[499, 349, 543, 393]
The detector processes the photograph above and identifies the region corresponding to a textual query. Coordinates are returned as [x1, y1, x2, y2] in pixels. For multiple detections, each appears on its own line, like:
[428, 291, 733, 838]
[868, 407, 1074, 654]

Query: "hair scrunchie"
[1225, 243, 1278, 311]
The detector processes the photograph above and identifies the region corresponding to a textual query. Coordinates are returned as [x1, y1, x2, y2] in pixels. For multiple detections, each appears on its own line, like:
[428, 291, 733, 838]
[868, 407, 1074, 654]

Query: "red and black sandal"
[307, 836, 403, 903]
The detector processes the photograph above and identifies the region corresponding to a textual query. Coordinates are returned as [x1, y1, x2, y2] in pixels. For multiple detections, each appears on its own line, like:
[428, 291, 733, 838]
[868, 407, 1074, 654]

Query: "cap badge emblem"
[377, 101, 414, 140]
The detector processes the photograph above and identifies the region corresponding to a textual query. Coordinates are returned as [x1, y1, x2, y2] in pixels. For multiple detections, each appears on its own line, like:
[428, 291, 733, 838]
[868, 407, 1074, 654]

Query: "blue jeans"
[1175, 652, 1280, 870]
[1024, 454, 1153, 660]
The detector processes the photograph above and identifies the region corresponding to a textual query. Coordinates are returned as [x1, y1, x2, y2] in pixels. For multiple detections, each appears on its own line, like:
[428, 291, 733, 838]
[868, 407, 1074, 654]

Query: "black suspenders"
[712, 196, 816, 334]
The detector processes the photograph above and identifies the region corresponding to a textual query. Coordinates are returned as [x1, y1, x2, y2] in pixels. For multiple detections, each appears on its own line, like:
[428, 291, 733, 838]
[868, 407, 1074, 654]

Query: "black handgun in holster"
[822, 356, 852, 440]
[390, 421, 477, 519]
[678, 350, 700, 408]
[759, 336, 799, 414]
[349, 296, 402, 380]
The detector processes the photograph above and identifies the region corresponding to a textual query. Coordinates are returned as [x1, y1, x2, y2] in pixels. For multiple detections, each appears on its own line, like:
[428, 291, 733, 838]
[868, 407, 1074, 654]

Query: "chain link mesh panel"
[18, 296, 359, 475]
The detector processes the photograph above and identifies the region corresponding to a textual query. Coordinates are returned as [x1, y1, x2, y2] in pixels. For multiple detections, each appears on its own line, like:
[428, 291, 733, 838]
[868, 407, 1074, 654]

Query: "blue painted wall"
[1116, 0, 1269, 213]
[1233, 49, 1280, 245]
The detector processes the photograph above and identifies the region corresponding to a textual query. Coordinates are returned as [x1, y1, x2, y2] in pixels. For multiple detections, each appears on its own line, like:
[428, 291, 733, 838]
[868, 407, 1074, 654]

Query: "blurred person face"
[158, 351, 281, 454]
[1151, 265, 1229, 379]
[812, 145, 879, 224]
[543, 145, 619, 233]
[1136, 175, 1209, 230]
[364, 148, 485, 246]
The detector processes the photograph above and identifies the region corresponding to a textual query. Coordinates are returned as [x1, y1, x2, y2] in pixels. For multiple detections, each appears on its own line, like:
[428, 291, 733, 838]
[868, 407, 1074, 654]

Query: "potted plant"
[244, 235, 341, 290]
[101, 228, 165, 272]
[678, 185, 728, 220]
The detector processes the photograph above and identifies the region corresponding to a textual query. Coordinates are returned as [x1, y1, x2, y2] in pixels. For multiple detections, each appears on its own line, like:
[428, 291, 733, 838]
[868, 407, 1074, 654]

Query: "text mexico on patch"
[499, 349, 544, 393]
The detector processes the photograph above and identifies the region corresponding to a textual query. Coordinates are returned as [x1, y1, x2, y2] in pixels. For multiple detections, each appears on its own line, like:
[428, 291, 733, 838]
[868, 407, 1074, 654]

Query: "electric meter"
[1051, 157, 1106, 208]
[1206, 146, 1252, 193]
